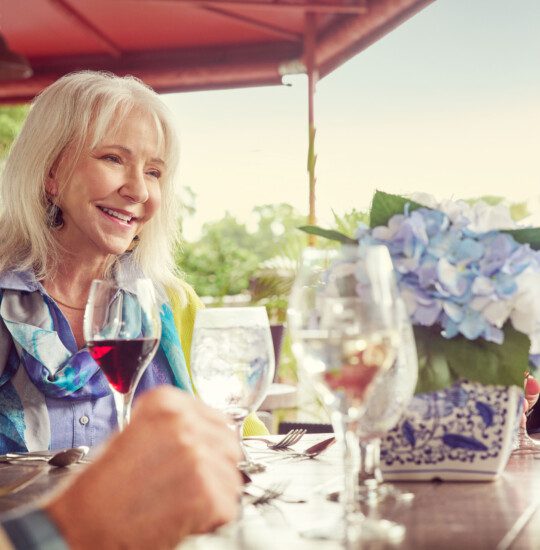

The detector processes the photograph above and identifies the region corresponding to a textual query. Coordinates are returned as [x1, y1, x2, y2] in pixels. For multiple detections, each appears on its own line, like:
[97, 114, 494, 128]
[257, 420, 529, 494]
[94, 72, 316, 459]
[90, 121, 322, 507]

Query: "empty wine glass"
[190, 307, 275, 473]
[288, 245, 402, 544]
[512, 373, 540, 454]
[84, 278, 161, 431]
[357, 297, 418, 503]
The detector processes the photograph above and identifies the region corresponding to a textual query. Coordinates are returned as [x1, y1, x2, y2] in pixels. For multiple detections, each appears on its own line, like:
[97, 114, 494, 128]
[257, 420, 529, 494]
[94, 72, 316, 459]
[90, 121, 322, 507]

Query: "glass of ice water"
[190, 307, 275, 472]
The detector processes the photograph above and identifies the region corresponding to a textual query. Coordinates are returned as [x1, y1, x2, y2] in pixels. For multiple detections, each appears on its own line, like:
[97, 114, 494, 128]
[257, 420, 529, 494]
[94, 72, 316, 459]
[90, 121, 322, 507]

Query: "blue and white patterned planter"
[380, 380, 522, 481]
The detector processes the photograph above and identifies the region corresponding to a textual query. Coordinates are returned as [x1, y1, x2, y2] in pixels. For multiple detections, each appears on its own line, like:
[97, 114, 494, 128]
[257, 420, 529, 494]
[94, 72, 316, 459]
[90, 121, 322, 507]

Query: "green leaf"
[503, 228, 540, 251]
[369, 190, 424, 228]
[298, 225, 357, 245]
[412, 324, 528, 394]
[509, 202, 529, 222]
[414, 330, 454, 394]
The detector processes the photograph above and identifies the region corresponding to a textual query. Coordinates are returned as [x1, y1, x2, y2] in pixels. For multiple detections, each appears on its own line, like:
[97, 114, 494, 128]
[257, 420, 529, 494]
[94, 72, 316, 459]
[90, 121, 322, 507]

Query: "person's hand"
[45, 387, 242, 549]
[521, 375, 540, 428]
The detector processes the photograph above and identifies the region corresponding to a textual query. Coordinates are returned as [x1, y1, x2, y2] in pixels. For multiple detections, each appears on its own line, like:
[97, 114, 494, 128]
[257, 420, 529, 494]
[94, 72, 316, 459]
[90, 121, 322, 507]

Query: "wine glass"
[288, 245, 402, 543]
[356, 297, 418, 503]
[513, 373, 540, 454]
[190, 307, 275, 473]
[84, 278, 161, 431]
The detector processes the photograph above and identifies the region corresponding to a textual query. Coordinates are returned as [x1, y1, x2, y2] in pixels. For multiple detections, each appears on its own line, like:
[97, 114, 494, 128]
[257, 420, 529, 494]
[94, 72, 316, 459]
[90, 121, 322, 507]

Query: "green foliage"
[177, 214, 259, 297]
[414, 324, 529, 394]
[369, 190, 423, 228]
[298, 225, 356, 245]
[177, 204, 306, 300]
[0, 105, 29, 158]
[503, 228, 540, 251]
[463, 195, 529, 222]
[298, 190, 425, 243]
[332, 208, 369, 237]
[251, 203, 307, 260]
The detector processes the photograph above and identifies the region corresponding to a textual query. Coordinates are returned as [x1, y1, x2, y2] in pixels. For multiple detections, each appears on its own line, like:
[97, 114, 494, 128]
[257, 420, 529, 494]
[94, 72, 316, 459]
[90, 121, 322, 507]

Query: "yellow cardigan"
[167, 282, 268, 436]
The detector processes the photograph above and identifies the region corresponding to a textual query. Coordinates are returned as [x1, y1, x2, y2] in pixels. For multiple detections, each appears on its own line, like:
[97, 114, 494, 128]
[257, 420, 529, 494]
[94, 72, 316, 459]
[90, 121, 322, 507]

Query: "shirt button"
[79, 415, 90, 426]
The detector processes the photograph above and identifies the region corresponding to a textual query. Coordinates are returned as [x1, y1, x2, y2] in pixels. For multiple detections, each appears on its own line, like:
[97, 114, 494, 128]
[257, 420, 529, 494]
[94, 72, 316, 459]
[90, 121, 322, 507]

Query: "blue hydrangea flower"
[361, 204, 540, 359]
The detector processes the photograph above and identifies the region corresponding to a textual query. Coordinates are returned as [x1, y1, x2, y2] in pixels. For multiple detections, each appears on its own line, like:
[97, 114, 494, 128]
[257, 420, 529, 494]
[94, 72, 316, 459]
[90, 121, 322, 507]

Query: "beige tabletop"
[2, 436, 540, 549]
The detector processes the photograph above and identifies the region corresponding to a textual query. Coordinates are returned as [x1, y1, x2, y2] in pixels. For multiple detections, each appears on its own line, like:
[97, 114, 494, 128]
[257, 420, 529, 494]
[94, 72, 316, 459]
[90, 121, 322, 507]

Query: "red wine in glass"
[84, 278, 161, 431]
[88, 337, 159, 394]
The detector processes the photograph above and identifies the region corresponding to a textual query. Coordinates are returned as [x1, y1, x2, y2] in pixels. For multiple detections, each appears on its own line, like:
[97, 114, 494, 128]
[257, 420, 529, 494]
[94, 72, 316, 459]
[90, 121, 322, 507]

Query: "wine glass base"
[325, 484, 414, 506]
[358, 482, 415, 505]
[299, 514, 406, 546]
[347, 517, 406, 546]
[512, 428, 540, 455]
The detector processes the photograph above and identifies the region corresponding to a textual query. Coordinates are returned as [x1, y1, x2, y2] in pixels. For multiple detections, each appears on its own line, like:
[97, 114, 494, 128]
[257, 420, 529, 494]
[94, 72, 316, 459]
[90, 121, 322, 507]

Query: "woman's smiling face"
[49, 108, 164, 259]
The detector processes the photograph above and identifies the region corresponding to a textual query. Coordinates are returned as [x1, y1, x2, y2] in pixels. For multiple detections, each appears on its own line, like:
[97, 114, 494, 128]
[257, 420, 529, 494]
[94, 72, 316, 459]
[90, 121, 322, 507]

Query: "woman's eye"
[147, 169, 162, 179]
[102, 154, 121, 163]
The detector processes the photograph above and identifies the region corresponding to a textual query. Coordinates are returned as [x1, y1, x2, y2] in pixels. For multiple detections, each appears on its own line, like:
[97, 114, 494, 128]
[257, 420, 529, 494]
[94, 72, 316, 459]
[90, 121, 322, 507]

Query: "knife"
[300, 436, 336, 458]
[0, 451, 53, 463]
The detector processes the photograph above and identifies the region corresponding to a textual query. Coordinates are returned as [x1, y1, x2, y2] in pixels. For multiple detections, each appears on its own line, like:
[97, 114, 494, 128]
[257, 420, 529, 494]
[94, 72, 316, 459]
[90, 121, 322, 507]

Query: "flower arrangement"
[302, 191, 540, 394]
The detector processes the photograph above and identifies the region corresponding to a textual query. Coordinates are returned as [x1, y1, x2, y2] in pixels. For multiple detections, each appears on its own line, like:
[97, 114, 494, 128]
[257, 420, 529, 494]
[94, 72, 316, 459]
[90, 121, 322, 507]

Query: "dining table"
[1, 434, 540, 549]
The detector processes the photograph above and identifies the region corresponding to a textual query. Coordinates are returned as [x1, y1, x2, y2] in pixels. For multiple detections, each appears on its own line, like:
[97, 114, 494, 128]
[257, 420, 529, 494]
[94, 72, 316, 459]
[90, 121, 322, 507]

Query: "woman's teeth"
[99, 206, 132, 223]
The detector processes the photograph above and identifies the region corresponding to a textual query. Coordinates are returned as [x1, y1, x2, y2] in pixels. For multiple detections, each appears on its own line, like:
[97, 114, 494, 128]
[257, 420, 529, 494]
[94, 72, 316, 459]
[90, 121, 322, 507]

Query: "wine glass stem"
[232, 418, 251, 463]
[359, 439, 384, 484]
[358, 439, 384, 502]
[112, 389, 134, 431]
[333, 410, 361, 518]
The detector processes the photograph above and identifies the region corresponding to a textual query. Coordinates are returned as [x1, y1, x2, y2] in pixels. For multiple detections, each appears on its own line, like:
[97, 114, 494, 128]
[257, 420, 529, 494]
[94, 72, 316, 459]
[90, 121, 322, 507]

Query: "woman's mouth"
[97, 206, 136, 226]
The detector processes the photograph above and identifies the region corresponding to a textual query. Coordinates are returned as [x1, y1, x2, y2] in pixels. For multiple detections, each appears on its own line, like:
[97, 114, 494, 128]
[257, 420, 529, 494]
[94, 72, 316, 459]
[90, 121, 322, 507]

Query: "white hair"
[0, 71, 185, 300]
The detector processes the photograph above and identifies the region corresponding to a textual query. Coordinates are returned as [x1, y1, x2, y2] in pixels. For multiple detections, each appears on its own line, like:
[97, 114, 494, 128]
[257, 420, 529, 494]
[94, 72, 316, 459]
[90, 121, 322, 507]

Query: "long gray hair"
[0, 71, 184, 298]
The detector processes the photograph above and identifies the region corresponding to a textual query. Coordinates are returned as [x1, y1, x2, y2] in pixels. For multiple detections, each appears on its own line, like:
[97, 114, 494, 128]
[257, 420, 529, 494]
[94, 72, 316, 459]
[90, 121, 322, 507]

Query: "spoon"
[0, 447, 89, 496]
[0, 446, 89, 467]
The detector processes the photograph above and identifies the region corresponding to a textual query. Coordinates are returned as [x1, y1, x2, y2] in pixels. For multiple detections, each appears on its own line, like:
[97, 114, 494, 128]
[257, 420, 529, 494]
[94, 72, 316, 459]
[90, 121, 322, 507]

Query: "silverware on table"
[262, 436, 337, 462]
[295, 436, 336, 458]
[244, 429, 307, 450]
[243, 482, 306, 505]
[0, 446, 89, 466]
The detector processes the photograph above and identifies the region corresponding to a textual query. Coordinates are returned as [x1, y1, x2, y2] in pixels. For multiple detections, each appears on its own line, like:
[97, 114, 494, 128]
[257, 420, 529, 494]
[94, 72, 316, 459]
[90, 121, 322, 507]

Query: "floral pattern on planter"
[380, 380, 522, 481]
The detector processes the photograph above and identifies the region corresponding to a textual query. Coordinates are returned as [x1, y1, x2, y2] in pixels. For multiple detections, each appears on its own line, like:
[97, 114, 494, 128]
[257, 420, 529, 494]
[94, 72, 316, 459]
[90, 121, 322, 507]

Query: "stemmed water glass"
[356, 297, 418, 503]
[512, 374, 540, 454]
[190, 307, 275, 473]
[84, 278, 161, 431]
[288, 245, 402, 544]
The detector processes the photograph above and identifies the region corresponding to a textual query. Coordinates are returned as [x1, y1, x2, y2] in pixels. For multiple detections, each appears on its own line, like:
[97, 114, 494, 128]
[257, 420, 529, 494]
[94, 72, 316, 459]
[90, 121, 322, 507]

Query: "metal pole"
[304, 12, 318, 246]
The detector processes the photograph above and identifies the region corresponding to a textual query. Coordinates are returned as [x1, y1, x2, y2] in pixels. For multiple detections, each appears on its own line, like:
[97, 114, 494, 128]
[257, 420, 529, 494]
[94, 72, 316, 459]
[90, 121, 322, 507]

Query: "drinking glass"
[513, 374, 540, 454]
[190, 307, 275, 473]
[356, 297, 418, 503]
[288, 245, 402, 543]
[84, 278, 161, 431]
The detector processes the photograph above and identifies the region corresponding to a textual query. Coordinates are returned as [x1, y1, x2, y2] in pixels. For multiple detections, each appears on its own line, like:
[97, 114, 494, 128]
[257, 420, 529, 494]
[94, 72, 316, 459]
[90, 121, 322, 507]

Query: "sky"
[162, 0, 540, 241]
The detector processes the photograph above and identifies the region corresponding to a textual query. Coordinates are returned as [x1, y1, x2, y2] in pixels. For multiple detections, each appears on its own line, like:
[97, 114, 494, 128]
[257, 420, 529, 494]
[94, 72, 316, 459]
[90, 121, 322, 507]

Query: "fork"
[263, 436, 336, 462]
[244, 429, 307, 450]
[243, 482, 287, 505]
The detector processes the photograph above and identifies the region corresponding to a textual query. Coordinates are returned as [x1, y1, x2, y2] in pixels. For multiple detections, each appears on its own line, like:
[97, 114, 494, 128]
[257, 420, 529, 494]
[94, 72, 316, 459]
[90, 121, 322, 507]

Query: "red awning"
[0, 0, 433, 102]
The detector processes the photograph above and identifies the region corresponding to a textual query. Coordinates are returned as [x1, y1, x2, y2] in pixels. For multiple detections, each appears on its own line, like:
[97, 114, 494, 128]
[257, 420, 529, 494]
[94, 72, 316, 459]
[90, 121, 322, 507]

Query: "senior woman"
[0, 71, 265, 453]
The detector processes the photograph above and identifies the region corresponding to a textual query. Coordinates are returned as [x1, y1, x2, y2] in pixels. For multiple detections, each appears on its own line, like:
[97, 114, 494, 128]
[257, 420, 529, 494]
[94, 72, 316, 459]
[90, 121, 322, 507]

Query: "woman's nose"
[120, 168, 149, 203]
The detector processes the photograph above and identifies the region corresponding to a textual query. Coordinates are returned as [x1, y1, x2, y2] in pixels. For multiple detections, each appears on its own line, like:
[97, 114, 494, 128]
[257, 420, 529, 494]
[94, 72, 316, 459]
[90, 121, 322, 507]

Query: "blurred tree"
[177, 213, 259, 297]
[177, 204, 307, 300]
[251, 203, 306, 259]
[0, 105, 29, 159]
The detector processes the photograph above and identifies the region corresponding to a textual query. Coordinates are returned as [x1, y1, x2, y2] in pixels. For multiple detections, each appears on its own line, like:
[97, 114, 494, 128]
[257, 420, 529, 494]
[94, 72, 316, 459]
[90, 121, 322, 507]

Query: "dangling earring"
[46, 199, 63, 229]
[127, 234, 140, 252]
